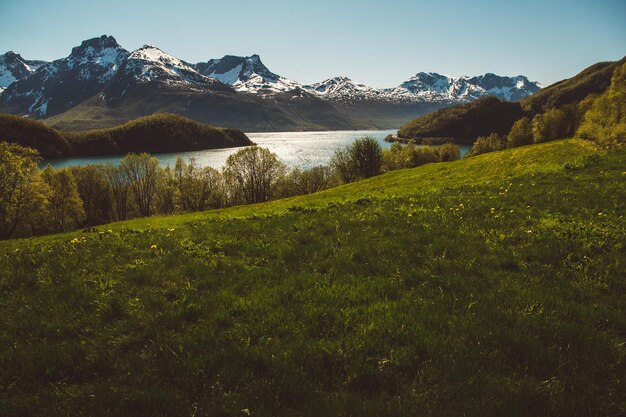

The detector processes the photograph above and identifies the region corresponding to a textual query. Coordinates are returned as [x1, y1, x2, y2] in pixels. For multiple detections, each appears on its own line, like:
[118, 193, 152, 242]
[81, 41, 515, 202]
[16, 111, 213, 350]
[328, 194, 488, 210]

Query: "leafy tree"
[330, 148, 357, 183]
[174, 157, 225, 211]
[223, 147, 286, 204]
[71, 165, 113, 226]
[349, 137, 383, 178]
[42, 167, 85, 232]
[0, 142, 50, 239]
[438, 143, 461, 162]
[156, 166, 177, 215]
[104, 165, 131, 221]
[466, 133, 506, 157]
[507, 117, 533, 148]
[120, 153, 161, 217]
[577, 61, 626, 148]
[382, 143, 414, 171]
[412, 145, 440, 166]
[532, 108, 569, 143]
[279, 165, 335, 197]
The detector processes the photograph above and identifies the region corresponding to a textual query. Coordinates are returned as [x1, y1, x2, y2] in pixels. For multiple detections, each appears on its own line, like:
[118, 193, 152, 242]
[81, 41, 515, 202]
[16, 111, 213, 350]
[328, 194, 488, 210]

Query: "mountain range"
[0, 35, 542, 131]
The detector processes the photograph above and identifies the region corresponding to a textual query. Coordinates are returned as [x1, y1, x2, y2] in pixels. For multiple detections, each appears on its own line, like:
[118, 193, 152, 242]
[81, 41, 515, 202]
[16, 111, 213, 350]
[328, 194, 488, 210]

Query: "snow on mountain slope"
[195, 55, 300, 93]
[303, 76, 389, 102]
[386, 72, 541, 103]
[123, 45, 213, 86]
[0, 51, 47, 89]
[0, 34, 543, 122]
[0, 35, 128, 116]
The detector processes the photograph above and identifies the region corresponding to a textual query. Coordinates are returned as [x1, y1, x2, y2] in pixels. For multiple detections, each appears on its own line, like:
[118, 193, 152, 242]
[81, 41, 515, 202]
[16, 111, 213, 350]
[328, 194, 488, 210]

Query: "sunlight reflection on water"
[44, 130, 470, 170]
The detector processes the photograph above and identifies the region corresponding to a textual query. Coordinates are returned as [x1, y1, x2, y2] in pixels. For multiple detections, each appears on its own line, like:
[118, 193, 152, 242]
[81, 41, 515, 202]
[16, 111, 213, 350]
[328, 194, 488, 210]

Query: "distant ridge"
[397, 57, 625, 143]
[0, 35, 542, 131]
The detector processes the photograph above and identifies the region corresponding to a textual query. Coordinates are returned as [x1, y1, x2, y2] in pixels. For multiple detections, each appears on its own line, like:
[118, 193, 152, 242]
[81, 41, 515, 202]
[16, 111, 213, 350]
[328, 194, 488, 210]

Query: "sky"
[0, 0, 624, 88]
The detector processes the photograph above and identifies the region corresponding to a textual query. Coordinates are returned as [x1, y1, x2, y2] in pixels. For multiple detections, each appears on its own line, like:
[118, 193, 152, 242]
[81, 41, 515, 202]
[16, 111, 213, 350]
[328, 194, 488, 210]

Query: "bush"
[348, 137, 383, 179]
[438, 143, 461, 162]
[507, 117, 533, 148]
[577, 61, 626, 148]
[466, 133, 506, 157]
[532, 108, 570, 143]
[382, 143, 415, 171]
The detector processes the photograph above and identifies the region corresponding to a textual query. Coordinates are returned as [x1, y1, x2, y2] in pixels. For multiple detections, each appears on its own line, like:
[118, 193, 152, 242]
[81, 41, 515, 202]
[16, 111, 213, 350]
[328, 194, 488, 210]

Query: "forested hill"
[0, 113, 252, 158]
[398, 57, 625, 143]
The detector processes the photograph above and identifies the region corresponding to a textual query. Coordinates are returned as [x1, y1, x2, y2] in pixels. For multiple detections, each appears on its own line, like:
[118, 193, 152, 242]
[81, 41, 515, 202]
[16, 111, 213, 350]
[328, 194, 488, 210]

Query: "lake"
[43, 130, 471, 170]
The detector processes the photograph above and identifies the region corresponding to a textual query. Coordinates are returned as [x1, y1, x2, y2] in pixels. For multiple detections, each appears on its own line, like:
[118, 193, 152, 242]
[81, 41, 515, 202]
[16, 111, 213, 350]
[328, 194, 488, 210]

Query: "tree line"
[0, 138, 461, 239]
[467, 60, 626, 157]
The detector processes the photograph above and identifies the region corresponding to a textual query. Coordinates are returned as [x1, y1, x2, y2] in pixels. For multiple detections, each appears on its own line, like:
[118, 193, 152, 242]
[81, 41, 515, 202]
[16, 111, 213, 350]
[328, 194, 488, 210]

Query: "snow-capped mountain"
[103, 45, 228, 101]
[0, 35, 128, 116]
[386, 72, 541, 103]
[303, 77, 389, 102]
[124, 46, 215, 86]
[195, 54, 300, 94]
[0, 51, 47, 93]
[0, 34, 543, 130]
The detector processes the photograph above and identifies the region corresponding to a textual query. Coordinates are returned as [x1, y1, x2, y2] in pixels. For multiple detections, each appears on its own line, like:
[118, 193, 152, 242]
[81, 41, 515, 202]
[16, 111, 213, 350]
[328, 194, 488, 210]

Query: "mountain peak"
[71, 35, 121, 56]
[194, 54, 299, 93]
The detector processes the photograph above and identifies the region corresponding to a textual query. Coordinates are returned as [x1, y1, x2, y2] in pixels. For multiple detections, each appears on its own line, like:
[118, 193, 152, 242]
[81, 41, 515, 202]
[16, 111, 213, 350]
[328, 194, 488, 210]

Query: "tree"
[330, 148, 357, 183]
[507, 117, 533, 148]
[0, 142, 50, 239]
[438, 143, 461, 162]
[104, 165, 131, 221]
[42, 167, 85, 233]
[466, 133, 506, 157]
[532, 108, 569, 143]
[382, 143, 415, 171]
[223, 147, 286, 204]
[174, 157, 225, 212]
[120, 153, 160, 217]
[348, 137, 383, 178]
[577, 61, 626, 148]
[279, 165, 335, 197]
[71, 165, 113, 226]
[412, 145, 441, 166]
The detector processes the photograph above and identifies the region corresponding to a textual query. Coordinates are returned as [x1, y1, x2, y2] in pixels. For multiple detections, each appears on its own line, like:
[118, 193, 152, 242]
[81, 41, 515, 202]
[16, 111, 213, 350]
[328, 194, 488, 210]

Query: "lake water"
[43, 130, 471, 170]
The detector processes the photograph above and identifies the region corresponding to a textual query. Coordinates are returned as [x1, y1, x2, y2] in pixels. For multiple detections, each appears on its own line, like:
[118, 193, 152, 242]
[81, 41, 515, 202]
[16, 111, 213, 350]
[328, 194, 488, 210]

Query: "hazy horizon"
[1, 0, 624, 88]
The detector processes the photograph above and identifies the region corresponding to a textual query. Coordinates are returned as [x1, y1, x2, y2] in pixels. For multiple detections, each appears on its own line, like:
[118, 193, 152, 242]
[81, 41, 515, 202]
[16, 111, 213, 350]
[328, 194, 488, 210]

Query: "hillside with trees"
[398, 57, 626, 145]
[1, 136, 625, 416]
[0, 113, 252, 158]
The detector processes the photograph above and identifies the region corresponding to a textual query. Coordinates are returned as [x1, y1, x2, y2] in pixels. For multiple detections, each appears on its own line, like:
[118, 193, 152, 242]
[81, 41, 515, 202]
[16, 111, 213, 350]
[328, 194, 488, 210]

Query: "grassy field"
[1, 139, 625, 416]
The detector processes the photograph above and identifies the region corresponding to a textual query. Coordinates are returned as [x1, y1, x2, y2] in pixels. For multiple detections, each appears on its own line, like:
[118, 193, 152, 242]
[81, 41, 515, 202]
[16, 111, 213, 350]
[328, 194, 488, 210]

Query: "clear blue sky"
[0, 0, 624, 87]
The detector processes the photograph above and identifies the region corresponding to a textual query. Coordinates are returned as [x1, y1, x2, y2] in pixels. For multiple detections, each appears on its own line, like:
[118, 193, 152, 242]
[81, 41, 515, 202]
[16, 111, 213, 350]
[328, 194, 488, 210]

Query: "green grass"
[1, 139, 625, 416]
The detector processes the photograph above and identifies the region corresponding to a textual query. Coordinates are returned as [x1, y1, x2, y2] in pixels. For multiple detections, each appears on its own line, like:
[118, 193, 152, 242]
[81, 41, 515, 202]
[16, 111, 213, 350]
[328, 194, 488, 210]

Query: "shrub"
[507, 117, 533, 148]
[348, 137, 383, 179]
[466, 133, 506, 157]
[577, 61, 626, 148]
[438, 143, 461, 162]
[413, 145, 440, 166]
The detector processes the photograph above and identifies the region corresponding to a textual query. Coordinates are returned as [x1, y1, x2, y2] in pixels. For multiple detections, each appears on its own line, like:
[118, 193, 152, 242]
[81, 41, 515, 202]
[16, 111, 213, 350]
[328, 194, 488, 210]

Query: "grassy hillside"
[398, 57, 625, 142]
[1, 138, 624, 416]
[0, 113, 252, 158]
